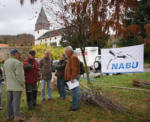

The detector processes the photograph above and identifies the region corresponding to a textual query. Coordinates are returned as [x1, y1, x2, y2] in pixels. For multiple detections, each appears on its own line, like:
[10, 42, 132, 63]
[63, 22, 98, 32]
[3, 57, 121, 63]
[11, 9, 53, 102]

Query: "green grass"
[0, 72, 150, 122]
[81, 72, 150, 121]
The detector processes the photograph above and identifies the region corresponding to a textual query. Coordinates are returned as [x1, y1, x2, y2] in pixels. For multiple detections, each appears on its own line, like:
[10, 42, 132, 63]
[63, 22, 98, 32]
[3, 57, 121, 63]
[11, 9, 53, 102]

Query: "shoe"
[6, 116, 14, 122]
[28, 107, 34, 110]
[68, 107, 78, 111]
[58, 97, 66, 100]
[34, 104, 40, 108]
[13, 117, 25, 122]
[35, 104, 40, 106]
[48, 98, 53, 101]
[28, 103, 34, 110]
[42, 98, 45, 101]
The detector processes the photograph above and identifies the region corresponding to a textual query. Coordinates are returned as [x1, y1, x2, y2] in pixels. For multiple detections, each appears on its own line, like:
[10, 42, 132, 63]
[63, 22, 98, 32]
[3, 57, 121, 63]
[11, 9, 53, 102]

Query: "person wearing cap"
[24, 50, 40, 110]
[3, 49, 25, 121]
[55, 54, 67, 99]
[64, 46, 81, 111]
[40, 50, 53, 101]
[0, 67, 4, 110]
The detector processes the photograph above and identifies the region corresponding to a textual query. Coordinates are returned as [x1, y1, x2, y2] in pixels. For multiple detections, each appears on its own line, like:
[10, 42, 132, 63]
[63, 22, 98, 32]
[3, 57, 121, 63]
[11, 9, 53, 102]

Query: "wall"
[0, 47, 10, 62]
[34, 29, 49, 40]
[35, 35, 62, 46]
[0, 46, 31, 62]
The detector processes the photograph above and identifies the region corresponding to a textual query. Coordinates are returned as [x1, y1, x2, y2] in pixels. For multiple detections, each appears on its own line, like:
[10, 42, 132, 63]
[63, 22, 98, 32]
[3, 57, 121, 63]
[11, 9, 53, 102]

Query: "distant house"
[34, 7, 63, 46]
[36, 28, 64, 46]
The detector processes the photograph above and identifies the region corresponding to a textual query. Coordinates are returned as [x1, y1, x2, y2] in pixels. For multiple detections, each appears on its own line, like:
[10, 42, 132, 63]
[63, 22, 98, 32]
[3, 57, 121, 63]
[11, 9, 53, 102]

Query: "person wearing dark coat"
[24, 50, 40, 110]
[55, 54, 67, 99]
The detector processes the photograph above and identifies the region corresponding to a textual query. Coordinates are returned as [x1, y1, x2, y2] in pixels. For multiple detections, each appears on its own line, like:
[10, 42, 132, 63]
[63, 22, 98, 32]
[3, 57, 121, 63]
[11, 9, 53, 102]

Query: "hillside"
[0, 34, 35, 47]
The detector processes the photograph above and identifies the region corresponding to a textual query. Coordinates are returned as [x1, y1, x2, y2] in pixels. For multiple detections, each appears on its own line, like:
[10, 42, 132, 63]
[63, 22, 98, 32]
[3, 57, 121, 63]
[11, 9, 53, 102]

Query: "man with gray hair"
[65, 46, 81, 111]
[40, 50, 53, 101]
[4, 49, 25, 121]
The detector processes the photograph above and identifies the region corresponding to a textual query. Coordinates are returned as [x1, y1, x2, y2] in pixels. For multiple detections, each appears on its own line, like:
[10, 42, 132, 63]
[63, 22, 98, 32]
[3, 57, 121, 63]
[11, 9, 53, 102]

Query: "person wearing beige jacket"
[65, 46, 80, 111]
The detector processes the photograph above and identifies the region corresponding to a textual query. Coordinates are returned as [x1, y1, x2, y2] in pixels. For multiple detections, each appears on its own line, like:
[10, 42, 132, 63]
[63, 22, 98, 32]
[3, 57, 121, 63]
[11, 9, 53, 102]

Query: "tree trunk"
[80, 84, 126, 112]
[80, 48, 91, 85]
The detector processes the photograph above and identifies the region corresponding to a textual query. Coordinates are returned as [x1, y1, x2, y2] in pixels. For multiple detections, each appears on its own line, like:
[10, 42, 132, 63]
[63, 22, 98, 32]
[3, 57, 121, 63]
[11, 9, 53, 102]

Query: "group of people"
[0, 46, 81, 121]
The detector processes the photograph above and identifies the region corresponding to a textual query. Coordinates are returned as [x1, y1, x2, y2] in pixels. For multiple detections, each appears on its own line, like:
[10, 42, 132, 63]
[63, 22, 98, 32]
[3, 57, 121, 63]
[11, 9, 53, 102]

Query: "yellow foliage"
[32, 44, 65, 60]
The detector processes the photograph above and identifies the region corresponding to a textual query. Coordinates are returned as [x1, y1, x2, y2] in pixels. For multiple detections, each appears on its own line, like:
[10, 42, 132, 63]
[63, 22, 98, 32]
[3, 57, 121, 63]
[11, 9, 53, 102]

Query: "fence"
[0, 46, 31, 62]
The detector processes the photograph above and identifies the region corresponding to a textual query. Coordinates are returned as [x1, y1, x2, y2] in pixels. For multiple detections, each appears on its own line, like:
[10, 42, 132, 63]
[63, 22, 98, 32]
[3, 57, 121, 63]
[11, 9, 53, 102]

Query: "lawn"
[0, 72, 150, 122]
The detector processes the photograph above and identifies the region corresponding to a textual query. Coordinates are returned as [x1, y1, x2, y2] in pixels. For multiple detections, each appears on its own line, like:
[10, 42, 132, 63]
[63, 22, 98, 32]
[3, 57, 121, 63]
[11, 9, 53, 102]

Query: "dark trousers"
[25, 83, 37, 109]
[6, 91, 22, 120]
[57, 78, 66, 99]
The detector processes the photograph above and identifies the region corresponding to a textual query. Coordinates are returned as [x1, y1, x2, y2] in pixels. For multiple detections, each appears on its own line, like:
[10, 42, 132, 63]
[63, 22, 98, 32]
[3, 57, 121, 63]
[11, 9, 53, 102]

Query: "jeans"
[6, 91, 22, 120]
[71, 87, 80, 109]
[57, 78, 66, 99]
[41, 80, 52, 100]
[0, 83, 2, 107]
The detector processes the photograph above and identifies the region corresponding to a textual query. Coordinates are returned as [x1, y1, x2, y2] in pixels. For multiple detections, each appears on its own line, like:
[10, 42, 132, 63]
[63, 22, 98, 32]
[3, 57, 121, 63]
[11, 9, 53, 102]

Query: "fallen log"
[80, 84, 126, 112]
[111, 86, 150, 92]
[132, 79, 150, 88]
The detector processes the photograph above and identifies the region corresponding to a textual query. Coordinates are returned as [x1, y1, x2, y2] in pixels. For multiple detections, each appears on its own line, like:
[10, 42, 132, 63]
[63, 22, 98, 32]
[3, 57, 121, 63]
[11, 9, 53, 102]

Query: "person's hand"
[71, 79, 74, 83]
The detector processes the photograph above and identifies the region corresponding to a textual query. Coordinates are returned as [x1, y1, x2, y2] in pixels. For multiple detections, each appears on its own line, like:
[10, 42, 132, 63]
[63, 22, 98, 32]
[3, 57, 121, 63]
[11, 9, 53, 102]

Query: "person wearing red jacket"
[24, 50, 40, 110]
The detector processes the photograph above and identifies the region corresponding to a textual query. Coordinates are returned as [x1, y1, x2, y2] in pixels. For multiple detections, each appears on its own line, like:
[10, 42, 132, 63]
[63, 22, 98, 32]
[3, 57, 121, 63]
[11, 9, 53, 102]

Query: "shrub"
[32, 44, 65, 60]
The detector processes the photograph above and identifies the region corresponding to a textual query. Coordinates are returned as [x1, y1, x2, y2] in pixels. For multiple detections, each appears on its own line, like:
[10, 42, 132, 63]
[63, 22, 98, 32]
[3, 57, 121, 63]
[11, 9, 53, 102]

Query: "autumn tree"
[19, 0, 139, 112]
[20, 0, 138, 84]
[125, 0, 150, 38]
[37, 0, 136, 84]
[118, 0, 150, 59]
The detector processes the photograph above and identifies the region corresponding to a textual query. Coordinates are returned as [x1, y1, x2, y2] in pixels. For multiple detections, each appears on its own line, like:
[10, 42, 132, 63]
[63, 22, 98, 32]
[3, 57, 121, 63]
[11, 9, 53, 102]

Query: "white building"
[34, 7, 63, 46]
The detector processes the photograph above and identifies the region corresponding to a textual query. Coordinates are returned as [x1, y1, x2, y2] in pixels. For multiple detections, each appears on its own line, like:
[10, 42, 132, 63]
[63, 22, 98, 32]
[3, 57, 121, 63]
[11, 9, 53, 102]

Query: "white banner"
[101, 44, 144, 74]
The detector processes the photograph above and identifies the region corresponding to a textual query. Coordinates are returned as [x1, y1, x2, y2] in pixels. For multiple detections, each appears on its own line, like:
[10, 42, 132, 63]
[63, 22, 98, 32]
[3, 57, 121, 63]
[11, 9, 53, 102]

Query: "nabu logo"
[107, 50, 138, 70]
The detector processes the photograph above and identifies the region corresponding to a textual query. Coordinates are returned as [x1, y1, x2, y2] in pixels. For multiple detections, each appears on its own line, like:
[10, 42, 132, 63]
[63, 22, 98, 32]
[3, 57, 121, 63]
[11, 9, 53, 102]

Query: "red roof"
[0, 44, 9, 47]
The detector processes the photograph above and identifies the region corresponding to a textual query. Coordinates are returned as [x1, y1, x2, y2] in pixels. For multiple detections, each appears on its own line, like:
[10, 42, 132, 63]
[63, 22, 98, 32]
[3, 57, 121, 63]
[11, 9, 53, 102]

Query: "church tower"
[34, 7, 50, 44]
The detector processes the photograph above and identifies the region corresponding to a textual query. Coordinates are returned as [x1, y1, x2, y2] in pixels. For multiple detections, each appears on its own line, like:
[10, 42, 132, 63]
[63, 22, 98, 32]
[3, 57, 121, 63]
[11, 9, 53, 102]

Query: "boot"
[13, 116, 24, 122]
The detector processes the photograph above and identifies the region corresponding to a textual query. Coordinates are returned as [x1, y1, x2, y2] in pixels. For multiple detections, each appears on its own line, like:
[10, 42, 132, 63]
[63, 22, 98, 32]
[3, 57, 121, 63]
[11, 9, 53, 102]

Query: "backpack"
[80, 61, 85, 75]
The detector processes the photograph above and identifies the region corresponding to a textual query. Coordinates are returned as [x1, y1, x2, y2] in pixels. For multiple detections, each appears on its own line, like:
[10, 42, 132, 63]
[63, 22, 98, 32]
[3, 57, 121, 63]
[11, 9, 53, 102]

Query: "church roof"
[37, 28, 65, 40]
[35, 7, 49, 31]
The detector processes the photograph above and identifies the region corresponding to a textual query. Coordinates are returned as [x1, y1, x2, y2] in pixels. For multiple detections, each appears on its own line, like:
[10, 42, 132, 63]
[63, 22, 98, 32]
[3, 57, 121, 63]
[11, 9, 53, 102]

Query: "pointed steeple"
[35, 7, 50, 31]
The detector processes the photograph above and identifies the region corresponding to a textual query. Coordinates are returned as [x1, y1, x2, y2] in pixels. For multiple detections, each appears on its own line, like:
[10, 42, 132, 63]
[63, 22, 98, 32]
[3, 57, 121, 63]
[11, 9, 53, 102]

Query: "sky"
[0, 0, 42, 35]
[0, 0, 114, 36]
